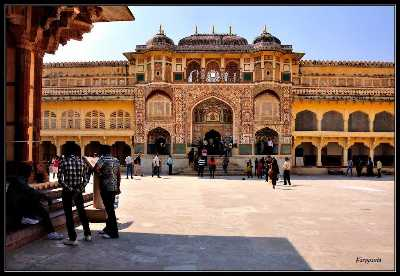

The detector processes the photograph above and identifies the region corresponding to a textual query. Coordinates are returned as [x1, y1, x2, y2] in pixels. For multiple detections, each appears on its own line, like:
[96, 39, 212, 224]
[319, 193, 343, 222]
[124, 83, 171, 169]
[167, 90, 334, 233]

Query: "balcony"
[186, 69, 241, 83]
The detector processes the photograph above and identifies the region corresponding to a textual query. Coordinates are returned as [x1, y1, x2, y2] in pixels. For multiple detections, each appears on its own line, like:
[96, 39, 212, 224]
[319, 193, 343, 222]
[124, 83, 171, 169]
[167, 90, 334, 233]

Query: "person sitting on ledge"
[6, 162, 64, 240]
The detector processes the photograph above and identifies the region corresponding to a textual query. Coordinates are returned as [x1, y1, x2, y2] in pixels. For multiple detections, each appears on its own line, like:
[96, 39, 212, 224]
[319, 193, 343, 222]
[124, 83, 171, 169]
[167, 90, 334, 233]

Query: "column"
[369, 113, 374, 132]
[162, 56, 166, 81]
[272, 55, 276, 82]
[56, 144, 61, 156]
[151, 56, 155, 82]
[201, 56, 205, 68]
[342, 146, 348, 166]
[81, 144, 85, 157]
[261, 55, 265, 81]
[316, 145, 322, 166]
[344, 113, 349, 132]
[240, 57, 244, 81]
[182, 57, 186, 80]
[32, 50, 44, 163]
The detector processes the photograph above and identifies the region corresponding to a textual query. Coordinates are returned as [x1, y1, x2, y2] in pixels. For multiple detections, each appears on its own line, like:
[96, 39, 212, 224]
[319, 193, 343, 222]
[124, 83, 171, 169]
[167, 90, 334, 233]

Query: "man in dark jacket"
[94, 145, 121, 239]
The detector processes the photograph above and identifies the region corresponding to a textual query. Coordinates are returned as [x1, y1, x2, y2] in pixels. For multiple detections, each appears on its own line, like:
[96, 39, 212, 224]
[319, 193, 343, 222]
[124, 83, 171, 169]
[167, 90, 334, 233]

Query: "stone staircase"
[178, 156, 245, 176]
[6, 182, 93, 251]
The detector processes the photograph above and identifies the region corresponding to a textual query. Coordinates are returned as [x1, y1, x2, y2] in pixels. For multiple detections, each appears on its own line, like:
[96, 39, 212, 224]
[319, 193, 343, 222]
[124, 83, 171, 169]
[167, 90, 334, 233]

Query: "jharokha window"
[85, 110, 105, 129]
[110, 110, 131, 129]
[146, 93, 172, 120]
[42, 111, 57, 129]
[254, 92, 280, 121]
[61, 110, 81, 129]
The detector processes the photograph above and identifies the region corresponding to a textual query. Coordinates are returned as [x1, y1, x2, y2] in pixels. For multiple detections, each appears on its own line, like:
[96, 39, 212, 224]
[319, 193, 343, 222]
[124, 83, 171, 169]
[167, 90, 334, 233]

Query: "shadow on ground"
[6, 231, 311, 271]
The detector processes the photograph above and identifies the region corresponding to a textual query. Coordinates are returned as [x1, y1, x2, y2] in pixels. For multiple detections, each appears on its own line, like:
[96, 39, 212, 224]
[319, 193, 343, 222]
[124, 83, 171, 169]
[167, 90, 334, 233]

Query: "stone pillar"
[261, 55, 265, 81]
[151, 56, 155, 82]
[369, 114, 374, 132]
[317, 145, 322, 167]
[344, 115, 349, 132]
[272, 55, 276, 82]
[342, 146, 348, 166]
[201, 56, 205, 68]
[56, 144, 61, 156]
[32, 50, 44, 163]
[369, 146, 374, 162]
[14, 44, 33, 162]
[162, 56, 166, 81]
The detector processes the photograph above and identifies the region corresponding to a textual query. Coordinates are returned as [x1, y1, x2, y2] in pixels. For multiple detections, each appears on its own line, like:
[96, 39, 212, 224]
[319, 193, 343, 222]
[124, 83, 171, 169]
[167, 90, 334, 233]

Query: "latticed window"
[85, 110, 105, 129]
[110, 110, 131, 129]
[349, 111, 369, 132]
[373, 112, 394, 132]
[42, 111, 56, 129]
[254, 92, 280, 121]
[146, 94, 172, 119]
[61, 110, 81, 129]
[295, 110, 317, 131]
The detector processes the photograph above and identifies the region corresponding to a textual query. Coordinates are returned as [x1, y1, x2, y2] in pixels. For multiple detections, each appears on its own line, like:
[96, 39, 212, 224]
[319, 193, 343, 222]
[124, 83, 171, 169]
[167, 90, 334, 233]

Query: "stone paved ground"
[5, 174, 395, 271]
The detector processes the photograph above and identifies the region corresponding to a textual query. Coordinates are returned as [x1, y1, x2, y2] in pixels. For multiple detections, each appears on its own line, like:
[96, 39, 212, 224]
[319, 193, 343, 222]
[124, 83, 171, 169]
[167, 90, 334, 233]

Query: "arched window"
[349, 111, 369, 132]
[295, 110, 317, 131]
[186, 60, 201, 83]
[61, 110, 80, 129]
[110, 110, 131, 129]
[42, 111, 56, 129]
[206, 61, 220, 83]
[146, 92, 172, 120]
[85, 110, 105, 129]
[225, 61, 240, 83]
[254, 91, 280, 121]
[321, 111, 344, 131]
[373, 112, 394, 132]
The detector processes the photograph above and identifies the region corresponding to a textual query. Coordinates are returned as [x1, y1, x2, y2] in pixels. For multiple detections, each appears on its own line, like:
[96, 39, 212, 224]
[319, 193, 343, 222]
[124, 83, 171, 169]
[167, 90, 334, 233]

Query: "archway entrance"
[348, 143, 369, 164]
[321, 142, 343, 166]
[204, 129, 223, 155]
[112, 142, 131, 165]
[39, 141, 57, 161]
[192, 97, 233, 153]
[148, 128, 171, 155]
[374, 143, 394, 166]
[254, 128, 279, 155]
[84, 141, 102, 157]
[61, 141, 81, 156]
[295, 142, 317, 166]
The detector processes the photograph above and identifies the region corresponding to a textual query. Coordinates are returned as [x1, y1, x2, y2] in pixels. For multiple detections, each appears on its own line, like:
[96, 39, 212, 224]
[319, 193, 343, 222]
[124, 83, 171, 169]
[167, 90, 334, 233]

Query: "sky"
[43, 6, 395, 63]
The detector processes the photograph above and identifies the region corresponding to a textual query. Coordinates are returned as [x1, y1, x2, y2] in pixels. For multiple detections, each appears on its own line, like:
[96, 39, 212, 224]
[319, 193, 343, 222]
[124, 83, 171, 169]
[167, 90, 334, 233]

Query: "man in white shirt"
[125, 155, 133, 179]
[267, 137, 274, 155]
[282, 157, 292, 186]
[376, 160, 382, 178]
[152, 154, 161, 178]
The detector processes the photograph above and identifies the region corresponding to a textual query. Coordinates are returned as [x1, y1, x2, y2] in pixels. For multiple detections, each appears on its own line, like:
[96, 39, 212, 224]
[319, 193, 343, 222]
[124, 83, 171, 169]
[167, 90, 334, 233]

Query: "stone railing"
[293, 87, 395, 101]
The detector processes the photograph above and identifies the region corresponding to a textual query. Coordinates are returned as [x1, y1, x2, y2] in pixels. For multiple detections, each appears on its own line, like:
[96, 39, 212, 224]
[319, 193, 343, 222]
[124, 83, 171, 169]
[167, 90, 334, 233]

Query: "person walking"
[254, 158, 259, 177]
[188, 148, 195, 167]
[257, 158, 264, 179]
[58, 143, 92, 245]
[152, 154, 161, 178]
[269, 158, 280, 190]
[135, 153, 143, 177]
[198, 156, 206, 177]
[51, 156, 60, 179]
[345, 159, 353, 176]
[222, 156, 229, 175]
[282, 157, 292, 186]
[376, 159, 382, 178]
[267, 137, 274, 155]
[94, 145, 121, 239]
[201, 147, 208, 164]
[208, 157, 216, 179]
[125, 154, 133, 179]
[166, 154, 174, 175]
[367, 157, 374, 177]
[246, 161, 252, 178]
[265, 156, 272, 182]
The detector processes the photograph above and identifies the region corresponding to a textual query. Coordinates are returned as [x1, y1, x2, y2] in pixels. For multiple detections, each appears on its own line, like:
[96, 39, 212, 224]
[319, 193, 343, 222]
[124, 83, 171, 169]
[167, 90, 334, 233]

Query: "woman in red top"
[52, 156, 60, 179]
[208, 157, 216, 179]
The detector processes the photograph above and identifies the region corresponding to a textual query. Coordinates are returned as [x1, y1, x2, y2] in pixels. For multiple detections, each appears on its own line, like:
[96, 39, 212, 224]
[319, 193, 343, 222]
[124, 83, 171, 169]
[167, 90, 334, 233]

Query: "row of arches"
[295, 110, 394, 132]
[186, 60, 240, 83]
[42, 109, 132, 129]
[295, 142, 394, 167]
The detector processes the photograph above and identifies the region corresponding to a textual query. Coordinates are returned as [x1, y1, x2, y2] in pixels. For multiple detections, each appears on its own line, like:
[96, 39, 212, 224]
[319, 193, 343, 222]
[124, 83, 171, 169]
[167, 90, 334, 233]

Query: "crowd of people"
[345, 157, 383, 177]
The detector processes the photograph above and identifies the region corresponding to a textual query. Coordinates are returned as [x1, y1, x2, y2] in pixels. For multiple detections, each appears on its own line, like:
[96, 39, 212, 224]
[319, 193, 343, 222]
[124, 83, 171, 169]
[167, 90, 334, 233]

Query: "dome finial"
[195, 25, 198, 34]
[159, 24, 164, 35]
[212, 25, 215, 34]
[229, 25, 232, 35]
[263, 25, 267, 34]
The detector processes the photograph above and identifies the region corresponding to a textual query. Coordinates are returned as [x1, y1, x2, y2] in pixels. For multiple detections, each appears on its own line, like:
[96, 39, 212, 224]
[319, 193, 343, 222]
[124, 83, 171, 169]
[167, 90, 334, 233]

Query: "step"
[6, 201, 93, 252]
[48, 192, 94, 212]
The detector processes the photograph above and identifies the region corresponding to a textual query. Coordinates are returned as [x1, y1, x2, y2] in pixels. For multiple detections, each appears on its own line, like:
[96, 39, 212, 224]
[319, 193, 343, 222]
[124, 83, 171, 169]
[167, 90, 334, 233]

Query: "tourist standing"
[254, 158, 259, 177]
[51, 156, 60, 179]
[367, 157, 374, 177]
[58, 143, 92, 245]
[356, 158, 363, 177]
[265, 156, 272, 182]
[269, 158, 280, 190]
[125, 154, 133, 179]
[376, 159, 382, 178]
[135, 152, 143, 177]
[267, 137, 274, 155]
[257, 158, 264, 179]
[198, 157, 206, 177]
[345, 159, 353, 176]
[166, 154, 174, 175]
[208, 157, 216, 179]
[282, 157, 292, 186]
[152, 154, 161, 178]
[246, 161, 252, 178]
[94, 145, 121, 239]
[188, 148, 195, 167]
[201, 147, 208, 164]
[222, 156, 229, 175]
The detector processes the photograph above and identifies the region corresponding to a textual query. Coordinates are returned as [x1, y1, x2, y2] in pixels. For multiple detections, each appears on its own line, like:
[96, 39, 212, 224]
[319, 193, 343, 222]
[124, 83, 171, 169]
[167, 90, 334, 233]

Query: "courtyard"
[5, 174, 394, 271]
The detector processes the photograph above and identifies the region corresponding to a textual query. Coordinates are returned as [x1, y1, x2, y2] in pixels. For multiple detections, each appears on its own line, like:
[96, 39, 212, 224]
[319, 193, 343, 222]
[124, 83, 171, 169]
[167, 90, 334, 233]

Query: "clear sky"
[43, 6, 395, 63]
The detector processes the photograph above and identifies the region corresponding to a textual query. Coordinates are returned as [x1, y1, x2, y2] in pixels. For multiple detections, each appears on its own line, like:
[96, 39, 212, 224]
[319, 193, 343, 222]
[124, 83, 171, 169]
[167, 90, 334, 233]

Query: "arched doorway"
[192, 97, 233, 152]
[348, 143, 370, 164]
[295, 142, 317, 166]
[112, 141, 131, 164]
[374, 143, 394, 166]
[321, 142, 343, 166]
[61, 141, 81, 156]
[204, 129, 223, 155]
[39, 141, 57, 161]
[254, 128, 279, 155]
[147, 127, 171, 155]
[84, 141, 102, 157]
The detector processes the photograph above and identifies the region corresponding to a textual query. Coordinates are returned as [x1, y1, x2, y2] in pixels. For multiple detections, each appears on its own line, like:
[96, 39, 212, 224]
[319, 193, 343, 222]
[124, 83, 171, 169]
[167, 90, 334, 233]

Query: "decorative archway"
[203, 129, 223, 155]
[373, 112, 394, 132]
[147, 127, 171, 155]
[295, 110, 318, 131]
[349, 111, 369, 132]
[321, 142, 343, 166]
[321, 111, 344, 131]
[348, 142, 370, 164]
[191, 97, 233, 148]
[295, 142, 317, 166]
[254, 127, 279, 155]
[374, 143, 394, 166]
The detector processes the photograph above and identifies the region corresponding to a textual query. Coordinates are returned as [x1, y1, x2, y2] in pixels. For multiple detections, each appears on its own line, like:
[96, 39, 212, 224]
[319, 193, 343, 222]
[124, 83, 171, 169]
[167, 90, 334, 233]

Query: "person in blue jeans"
[125, 155, 133, 179]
